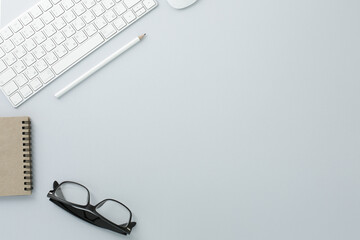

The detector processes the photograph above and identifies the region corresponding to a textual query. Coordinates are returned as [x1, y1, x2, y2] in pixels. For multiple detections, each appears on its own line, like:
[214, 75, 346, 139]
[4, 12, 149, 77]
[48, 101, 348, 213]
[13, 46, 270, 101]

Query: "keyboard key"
[84, 24, 97, 36]
[10, 93, 23, 105]
[25, 66, 38, 79]
[92, 4, 105, 16]
[44, 52, 58, 64]
[64, 38, 78, 50]
[142, 0, 156, 9]
[19, 13, 33, 25]
[0, 48, 5, 58]
[52, 5, 65, 17]
[32, 19, 45, 31]
[39, 69, 55, 83]
[29, 78, 42, 91]
[124, 0, 141, 8]
[34, 32, 46, 44]
[42, 12, 55, 24]
[83, 11, 95, 23]
[14, 46, 27, 58]
[54, 45, 68, 57]
[113, 3, 126, 15]
[20, 85, 33, 98]
[24, 39, 37, 51]
[44, 25, 57, 37]
[3, 41, 15, 52]
[40, 0, 53, 11]
[34, 59, 48, 72]
[43, 39, 56, 51]
[74, 31, 87, 43]
[94, 17, 107, 29]
[14, 75, 28, 87]
[104, 10, 117, 22]
[53, 32, 66, 44]
[136, 8, 146, 16]
[53, 18, 66, 30]
[29, 6, 43, 18]
[63, 11, 76, 22]
[23, 54, 36, 66]
[4, 53, 17, 65]
[12, 33, 25, 45]
[3, 81, 18, 95]
[62, 25, 76, 37]
[1, 28, 13, 40]
[0, 60, 6, 72]
[123, 11, 136, 23]
[22, 26, 35, 38]
[102, 0, 115, 9]
[113, 18, 126, 30]
[62, 0, 74, 10]
[73, 18, 86, 30]
[13, 61, 27, 73]
[53, 33, 104, 74]
[0, 68, 16, 86]
[133, 3, 143, 12]
[10, 20, 23, 33]
[73, 3, 86, 15]
[101, 24, 116, 38]
[33, 46, 46, 59]
[83, 0, 96, 8]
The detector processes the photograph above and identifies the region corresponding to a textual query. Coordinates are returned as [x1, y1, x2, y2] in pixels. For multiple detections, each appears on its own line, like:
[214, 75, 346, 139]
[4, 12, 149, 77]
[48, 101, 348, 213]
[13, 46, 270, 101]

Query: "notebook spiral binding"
[22, 120, 32, 191]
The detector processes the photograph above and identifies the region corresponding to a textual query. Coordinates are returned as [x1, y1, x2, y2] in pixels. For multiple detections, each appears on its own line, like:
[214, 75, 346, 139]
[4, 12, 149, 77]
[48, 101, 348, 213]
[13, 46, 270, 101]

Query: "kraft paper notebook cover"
[0, 117, 32, 196]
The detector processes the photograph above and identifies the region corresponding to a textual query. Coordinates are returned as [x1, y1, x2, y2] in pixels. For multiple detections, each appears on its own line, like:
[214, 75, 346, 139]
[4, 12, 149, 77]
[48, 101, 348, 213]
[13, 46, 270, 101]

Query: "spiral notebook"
[0, 117, 32, 196]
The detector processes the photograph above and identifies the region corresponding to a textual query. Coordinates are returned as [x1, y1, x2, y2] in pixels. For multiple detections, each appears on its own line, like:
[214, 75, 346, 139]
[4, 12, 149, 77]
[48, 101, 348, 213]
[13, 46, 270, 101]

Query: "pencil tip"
[139, 33, 146, 40]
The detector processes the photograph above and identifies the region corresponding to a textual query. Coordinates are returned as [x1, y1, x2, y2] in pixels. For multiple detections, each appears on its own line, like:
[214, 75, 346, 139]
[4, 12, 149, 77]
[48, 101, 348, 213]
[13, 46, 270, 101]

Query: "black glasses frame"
[47, 181, 136, 235]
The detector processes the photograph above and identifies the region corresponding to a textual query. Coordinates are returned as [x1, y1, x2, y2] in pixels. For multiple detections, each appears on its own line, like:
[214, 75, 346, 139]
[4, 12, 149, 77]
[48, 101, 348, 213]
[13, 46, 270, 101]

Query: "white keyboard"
[0, 0, 157, 107]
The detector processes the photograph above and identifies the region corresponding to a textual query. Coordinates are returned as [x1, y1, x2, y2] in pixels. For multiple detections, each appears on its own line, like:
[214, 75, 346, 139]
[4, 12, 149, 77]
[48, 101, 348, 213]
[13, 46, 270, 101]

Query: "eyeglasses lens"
[96, 200, 130, 226]
[55, 182, 89, 206]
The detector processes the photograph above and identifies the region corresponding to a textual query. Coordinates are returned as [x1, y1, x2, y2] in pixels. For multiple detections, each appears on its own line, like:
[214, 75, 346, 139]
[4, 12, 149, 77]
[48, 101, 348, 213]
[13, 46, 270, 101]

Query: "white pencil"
[55, 34, 146, 98]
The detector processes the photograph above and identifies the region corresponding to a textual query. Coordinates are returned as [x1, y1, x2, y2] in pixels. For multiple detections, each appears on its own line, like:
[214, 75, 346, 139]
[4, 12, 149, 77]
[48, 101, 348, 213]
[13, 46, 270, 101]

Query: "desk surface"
[1, 1, 360, 239]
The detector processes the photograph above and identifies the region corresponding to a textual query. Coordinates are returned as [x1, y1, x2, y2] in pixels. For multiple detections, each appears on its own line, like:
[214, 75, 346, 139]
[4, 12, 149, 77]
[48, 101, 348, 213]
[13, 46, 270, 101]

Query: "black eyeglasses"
[47, 181, 136, 235]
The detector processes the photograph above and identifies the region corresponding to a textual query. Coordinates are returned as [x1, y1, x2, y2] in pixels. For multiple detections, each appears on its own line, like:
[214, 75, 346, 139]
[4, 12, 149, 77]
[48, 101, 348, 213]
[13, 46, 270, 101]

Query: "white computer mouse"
[167, 0, 198, 9]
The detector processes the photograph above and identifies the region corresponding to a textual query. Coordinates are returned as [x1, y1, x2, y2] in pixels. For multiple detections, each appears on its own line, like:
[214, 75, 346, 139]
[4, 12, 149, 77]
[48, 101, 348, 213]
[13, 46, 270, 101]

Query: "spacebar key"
[53, 33, 104, 75]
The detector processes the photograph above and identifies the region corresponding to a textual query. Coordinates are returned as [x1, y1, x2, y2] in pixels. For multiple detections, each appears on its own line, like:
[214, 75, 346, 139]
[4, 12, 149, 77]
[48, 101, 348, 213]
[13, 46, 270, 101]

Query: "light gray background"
[1, 0, 360, 239]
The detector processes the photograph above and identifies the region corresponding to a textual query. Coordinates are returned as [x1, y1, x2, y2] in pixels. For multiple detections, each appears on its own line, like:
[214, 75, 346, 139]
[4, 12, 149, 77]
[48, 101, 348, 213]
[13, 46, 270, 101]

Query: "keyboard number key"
[29, 6, 43, 18]
[40, 0, 53, 11]
[20, 85, 33, 98]
[10, 93, 23, 106]
[10, 20, 23, 33]
[20, 13, 33, 26]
